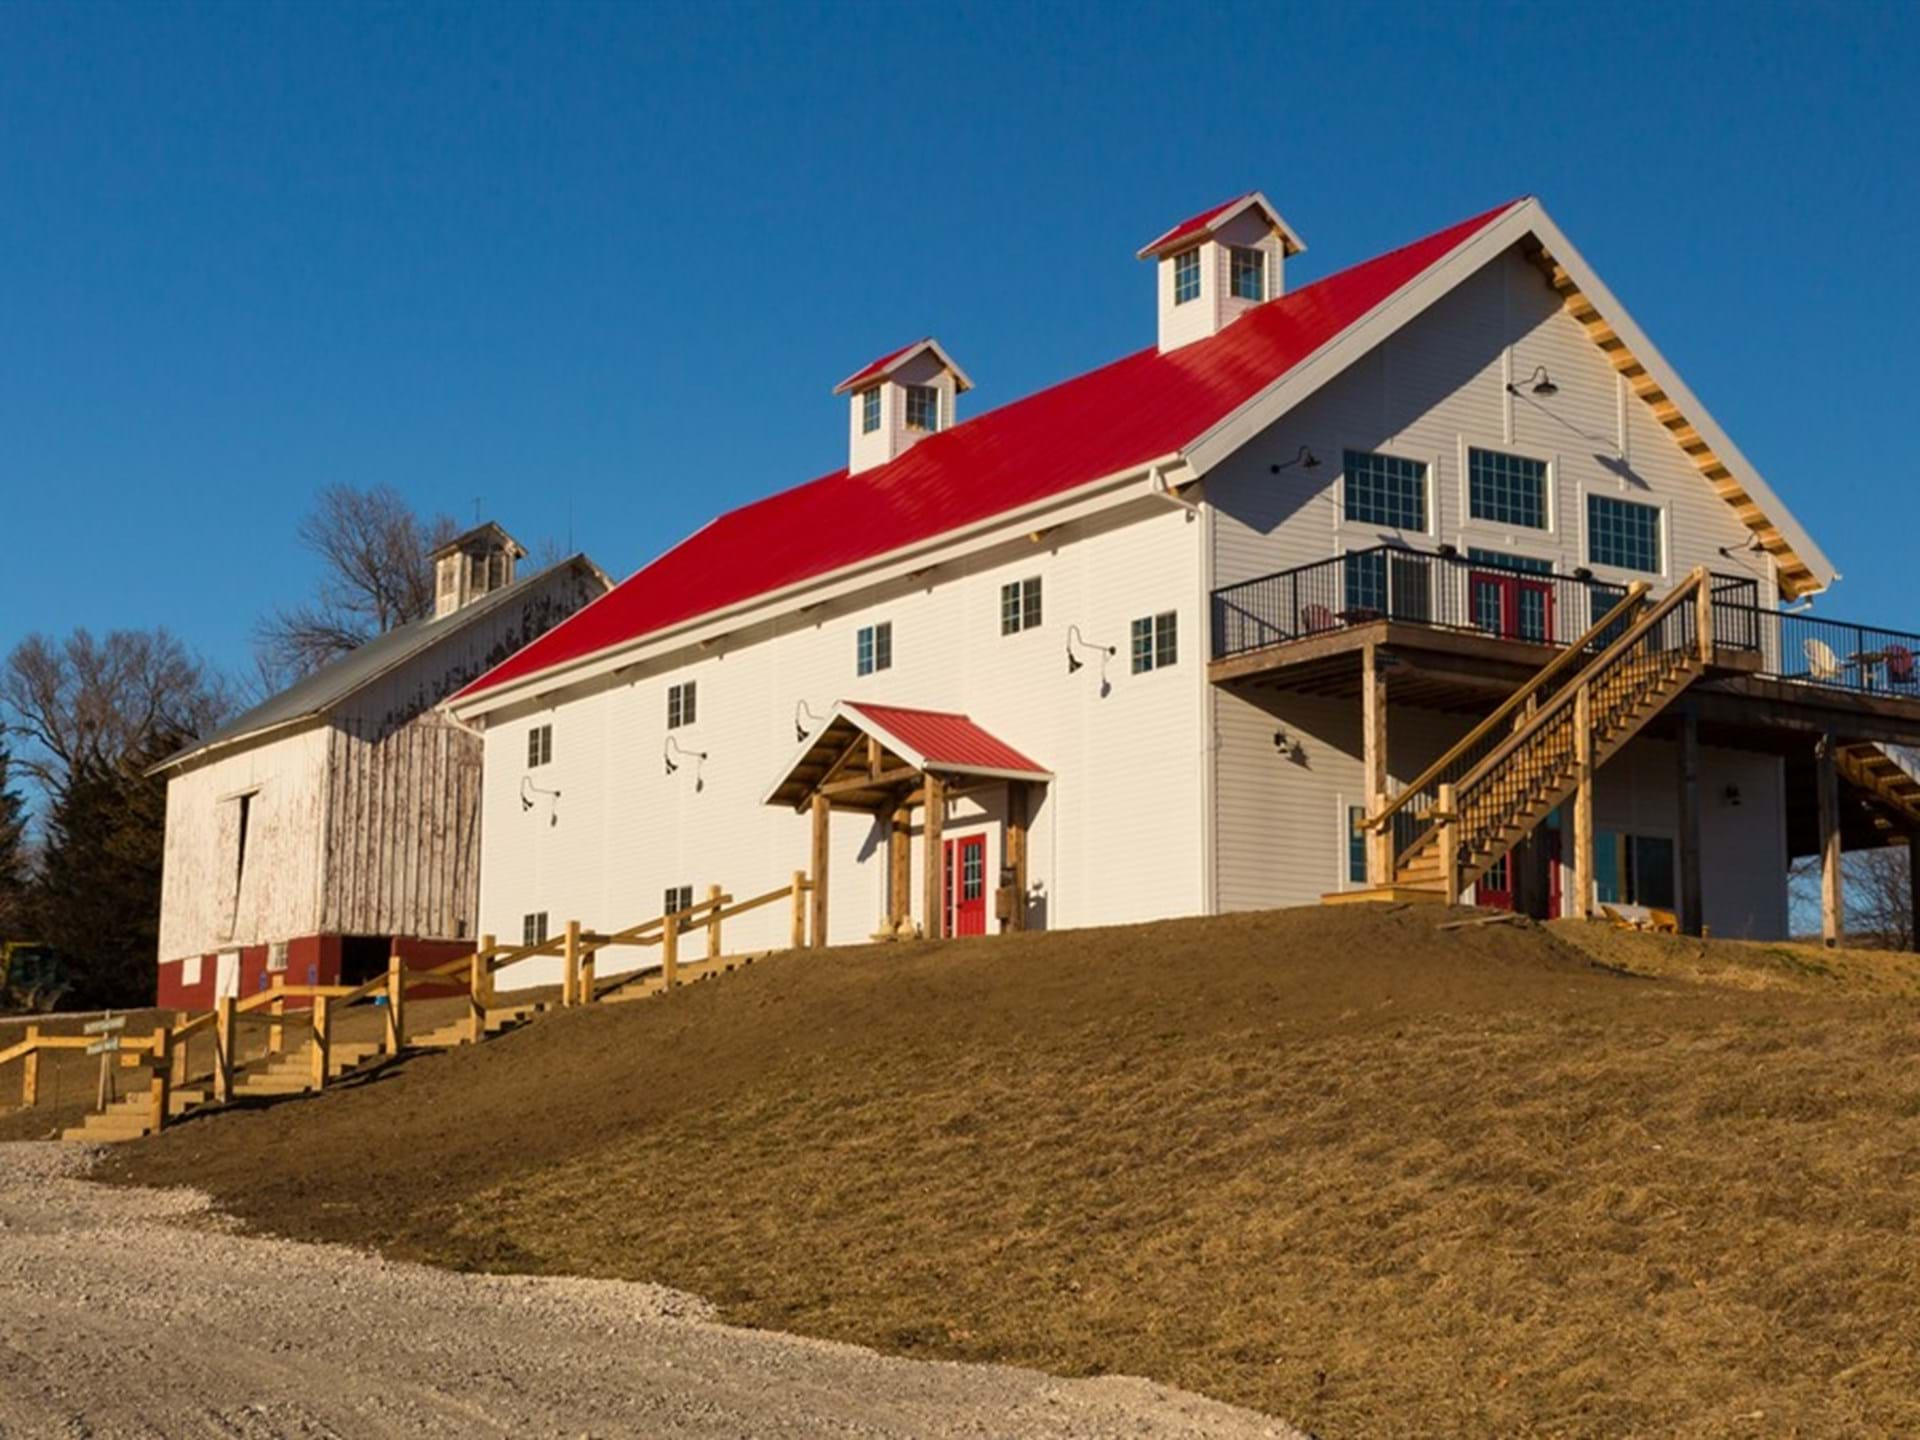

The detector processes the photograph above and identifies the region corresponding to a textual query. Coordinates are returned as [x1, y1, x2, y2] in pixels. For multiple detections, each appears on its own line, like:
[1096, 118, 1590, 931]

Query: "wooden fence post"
[21, 1025, 38, 1108]
[706, 884, 723, 961]
[310, 994, 331, 1091]
[790, 871, 807, 950]
[469, 935, 493, 1044]
[1572, 685, 1595, 921]
[579, 929, 597, 1006]
[171, 1013, 190, 1088]
[663, 913, 679, 989]
[149, 1026, 172, 1134]
[1437, 783, 1460, 904]
[563, 920, 582, 1006]
[213, 995, 236, 1103]
[385, 952, 405, 1055]
[267, 976, 286, 1057]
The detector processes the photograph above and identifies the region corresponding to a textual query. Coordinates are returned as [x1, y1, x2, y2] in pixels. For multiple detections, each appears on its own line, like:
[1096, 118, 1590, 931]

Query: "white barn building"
[448, 193, 1920, 980]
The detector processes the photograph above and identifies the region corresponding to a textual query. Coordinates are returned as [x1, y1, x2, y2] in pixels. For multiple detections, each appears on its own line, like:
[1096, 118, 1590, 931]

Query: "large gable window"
[1468, 448, 1548, 529]
[1343, 449, 1427, 531]
[1173, 247, 1201, 305]
[1587, 493, 1662, 573]
[1230, 246, 1266, 302]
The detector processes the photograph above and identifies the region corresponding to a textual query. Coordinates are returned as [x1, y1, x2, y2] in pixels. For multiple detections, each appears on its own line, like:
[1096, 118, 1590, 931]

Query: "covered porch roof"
[763, 701, 1051, 813]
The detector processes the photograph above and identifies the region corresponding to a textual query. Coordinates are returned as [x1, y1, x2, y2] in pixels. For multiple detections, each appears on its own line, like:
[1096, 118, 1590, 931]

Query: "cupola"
[431, 521, 526, 619]
[1137, 192, 1306, 353]
[832, 338, 974, 475]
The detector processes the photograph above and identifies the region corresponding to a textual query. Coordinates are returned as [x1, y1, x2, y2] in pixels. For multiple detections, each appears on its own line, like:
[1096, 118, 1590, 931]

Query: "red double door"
[1475, 830, 1564, 917]
[1471, 569, 1555, 643]
[943, 834, 988, 937]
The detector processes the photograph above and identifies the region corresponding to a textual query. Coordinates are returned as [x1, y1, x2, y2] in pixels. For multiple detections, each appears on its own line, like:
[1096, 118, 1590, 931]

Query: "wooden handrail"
[1452, 567, 1710, 803]
[1363, 580, 1651, 834]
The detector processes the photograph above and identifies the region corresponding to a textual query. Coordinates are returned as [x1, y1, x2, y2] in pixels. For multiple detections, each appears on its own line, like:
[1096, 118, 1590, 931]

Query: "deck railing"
[1708, 601, 1920, 699]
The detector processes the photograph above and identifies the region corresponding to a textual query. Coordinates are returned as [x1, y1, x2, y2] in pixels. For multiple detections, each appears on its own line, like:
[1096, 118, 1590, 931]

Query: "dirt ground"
[0, 1143, 1298, 1438]
[106, 905, 1920, 1437]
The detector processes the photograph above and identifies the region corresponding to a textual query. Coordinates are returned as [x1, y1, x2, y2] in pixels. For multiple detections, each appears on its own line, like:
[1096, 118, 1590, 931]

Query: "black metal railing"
[1709, 602, 1920, 698]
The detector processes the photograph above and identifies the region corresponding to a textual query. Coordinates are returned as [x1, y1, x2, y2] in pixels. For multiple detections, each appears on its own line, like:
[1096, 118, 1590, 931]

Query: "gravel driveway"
[0, 1144, 1305, 1438]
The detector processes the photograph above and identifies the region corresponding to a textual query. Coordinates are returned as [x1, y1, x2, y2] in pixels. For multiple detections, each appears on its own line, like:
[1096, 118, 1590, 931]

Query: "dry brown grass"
[106, 907, 1920, 1437]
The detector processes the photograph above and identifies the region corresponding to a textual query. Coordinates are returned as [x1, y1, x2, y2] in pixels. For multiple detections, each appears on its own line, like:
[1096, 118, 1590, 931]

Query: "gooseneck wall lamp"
[664, 736, 709, 792]
[1066, 624, 1116, 676]
[521, 775, 562, 827]
[1507, 365, 1558, 397]
[794, 700, 826, 743]
[1269, 445, 1321, 476]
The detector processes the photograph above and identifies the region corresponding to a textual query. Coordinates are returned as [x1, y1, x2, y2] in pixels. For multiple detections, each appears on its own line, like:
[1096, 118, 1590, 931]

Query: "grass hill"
[107, 905, 1920, 1437]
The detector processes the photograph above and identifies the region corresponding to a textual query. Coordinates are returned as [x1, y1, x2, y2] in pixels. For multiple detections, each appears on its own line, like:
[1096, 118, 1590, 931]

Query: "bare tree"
[0, 629, 234, 802]
[1789, 846, 1915, 949]
[253, 484, 460, 684]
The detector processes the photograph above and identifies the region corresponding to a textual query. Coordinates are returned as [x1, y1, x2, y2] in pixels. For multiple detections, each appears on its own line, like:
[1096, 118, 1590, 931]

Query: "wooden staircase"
[1356, 567, 1718, 903]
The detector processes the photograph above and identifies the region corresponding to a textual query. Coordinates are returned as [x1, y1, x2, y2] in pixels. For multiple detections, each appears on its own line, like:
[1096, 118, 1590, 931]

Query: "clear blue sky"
[2, 0, 1915, 679]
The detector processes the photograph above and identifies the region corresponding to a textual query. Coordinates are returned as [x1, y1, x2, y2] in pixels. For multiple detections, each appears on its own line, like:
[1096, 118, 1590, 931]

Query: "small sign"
[86, 1035, 121, 1056]
[83, 1015, 128, 1036]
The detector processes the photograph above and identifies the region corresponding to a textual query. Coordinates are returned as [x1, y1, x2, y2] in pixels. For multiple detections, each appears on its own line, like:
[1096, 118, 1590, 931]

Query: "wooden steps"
[62, 1094, 160, 1144]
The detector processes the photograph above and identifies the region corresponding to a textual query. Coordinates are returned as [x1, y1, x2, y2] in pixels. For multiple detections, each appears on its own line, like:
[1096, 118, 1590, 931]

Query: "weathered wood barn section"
[152, 527, 610, 1008]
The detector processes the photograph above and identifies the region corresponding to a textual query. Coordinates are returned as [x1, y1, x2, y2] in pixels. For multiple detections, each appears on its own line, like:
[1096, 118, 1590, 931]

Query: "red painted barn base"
[155, 935, 472, 1010]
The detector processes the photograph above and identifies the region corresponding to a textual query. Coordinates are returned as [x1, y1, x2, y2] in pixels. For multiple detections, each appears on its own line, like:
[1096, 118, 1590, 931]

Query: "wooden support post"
[213, 995, 236, 1102]
[889, 806, 911, 932]
[1362, 640, 1391, 885]
[384, 951, 405, 1055]
[1437, 783, 1460, 903]
[579, 928, 597, 1005]
[310, 995, 331, 1090]
[562, 920, 582, 1006]
[707, 884, 723, 961]
[1695, 566, 1714, 662]
[1909, 827, 1920, 956]
[267, 977, 285, 1056]
[1005, 782, 1029, 933]
[810, 792, 831, 949]
[171, 1013, 189, 1088]
[21, 1025, 38, 1108]
[1572, 685, 1595, 921]
[470, 935, 493, 1044]
[923, 773, 946, 939]
[1676, 703, 1703, 937]
[149, 1026, 172, 1134]
[1817, 736, 1843, 948]
[663, 913, 680, 988]
[790, 871, 807, 950]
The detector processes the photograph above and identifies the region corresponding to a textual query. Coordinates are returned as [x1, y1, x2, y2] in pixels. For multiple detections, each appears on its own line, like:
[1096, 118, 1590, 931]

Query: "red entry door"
[1474, 832, 1565, 917]
[944, 835, 988, 937]
[1470, 570, 1556, 643]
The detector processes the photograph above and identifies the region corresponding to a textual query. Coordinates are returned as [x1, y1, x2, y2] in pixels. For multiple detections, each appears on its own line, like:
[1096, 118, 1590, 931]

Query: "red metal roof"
[847, 702, 1048, 776]
[1137, 192, 1256, 256]
[834, 338, 928, 394]
[456, 199, 1521, 701]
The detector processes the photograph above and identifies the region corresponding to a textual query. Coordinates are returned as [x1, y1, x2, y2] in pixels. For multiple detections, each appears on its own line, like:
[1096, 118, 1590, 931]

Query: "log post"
[469, 935, 493, 1044]
[923, 773, 947, 940]
[562, 920, 582, 1007]
[1437, 783, 1460, 904]
[1005, 782, 1029, 933]
[706, 884, 723, 961]
[662, 912, 680, 989]
[1362, 640, 1391, 885]
[889, 805, 912, 932]
[384, 952, 406, 1055]
[810, 792, 831, 949]
[213, 995, 236, 1102]
[310, 994, 331, 1091]
[149, 1025, 172, 1134]
[1817, 735, 1843, 948]
[1676, 703, 1703, 937]
[21, 1024, 38, 1109]
[1572, 685, 1595, 921]
[790, 871, 807, 950]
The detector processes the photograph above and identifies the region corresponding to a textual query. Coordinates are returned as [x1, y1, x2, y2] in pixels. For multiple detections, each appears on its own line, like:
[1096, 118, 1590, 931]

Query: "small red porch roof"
[763, 701, 1050, 811]
[844, 702, 1046, 777]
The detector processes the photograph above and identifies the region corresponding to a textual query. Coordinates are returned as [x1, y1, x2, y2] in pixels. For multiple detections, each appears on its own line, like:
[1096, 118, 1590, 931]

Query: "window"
[905, 384, 940, 432]
[860, 385, 881, 435]
[527, 724, 552, 768]
[856, 621, 893, 676]
[1000, 576, 1042, 635]
[1468, 448, 1549, 529]
[667, 681, 696, 729]
[522, 912, 549, 946]
[1466, 547, 1553, 575]
[1130, 611, 1178, 673]
[1343, 450, 1428, 531]
[1587, 493, 1662, 573]
[1230, 246, 1266, 302]
[1173, 247, 1201, 305]
[664, 884, 693, 916]
[1592, 832, 1675, 909]
[1348, 806, 1368, 885]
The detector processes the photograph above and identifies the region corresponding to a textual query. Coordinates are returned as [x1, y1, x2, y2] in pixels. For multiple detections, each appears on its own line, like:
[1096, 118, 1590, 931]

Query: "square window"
[1468, 448, 1549, 529]
[663, 885, 693, 917]
[1343, 450, 1427, 530]
[1173, 247, 1201, 305]
[527, 724, 552, 768]
[1348, 806, 1368, 885]
[1000, 576, 1043, 635]
[667, 681, 697, 729]
[1131, 611, 1178, 673]
[860, 386, 881, 434]
[1587, 494, 1662, 573]
[857, 621, 892, 676]
[522, 911, 548, 946]
[1230, 246, 1265, 302]
[905, 385, 940, 432]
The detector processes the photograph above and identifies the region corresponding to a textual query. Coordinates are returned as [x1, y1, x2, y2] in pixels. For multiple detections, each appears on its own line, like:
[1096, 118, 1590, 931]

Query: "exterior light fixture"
[1723, 784, 1743, 808]
[521, 776, 562, 827]
[1269, 445, 1321, 475]
[794, 700, 825, 742]
[1508, 365, 1558, 397]
[664, 736, 709, 791]
[1436, 542, 1459, 559]
[1572, 566, 1594, 582]
[1066, 624, 1115, 675]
